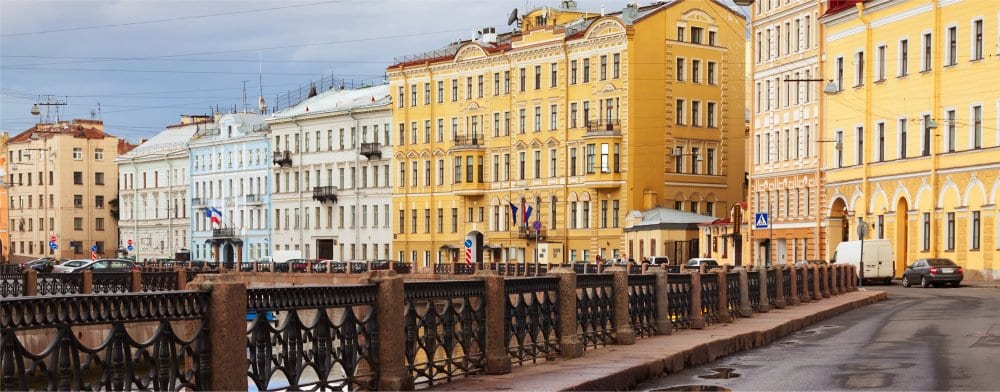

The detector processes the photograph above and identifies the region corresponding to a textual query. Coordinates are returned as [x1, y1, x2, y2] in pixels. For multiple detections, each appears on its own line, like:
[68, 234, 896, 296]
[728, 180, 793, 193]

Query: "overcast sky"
[1, 0, 746, 142]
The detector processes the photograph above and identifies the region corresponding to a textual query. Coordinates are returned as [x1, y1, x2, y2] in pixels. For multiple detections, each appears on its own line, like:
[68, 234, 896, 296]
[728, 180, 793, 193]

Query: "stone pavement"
[431, 290, 887, 392]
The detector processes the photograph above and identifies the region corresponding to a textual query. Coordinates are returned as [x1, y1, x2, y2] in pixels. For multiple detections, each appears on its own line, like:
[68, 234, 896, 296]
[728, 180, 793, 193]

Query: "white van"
[833, 240, 895, 284]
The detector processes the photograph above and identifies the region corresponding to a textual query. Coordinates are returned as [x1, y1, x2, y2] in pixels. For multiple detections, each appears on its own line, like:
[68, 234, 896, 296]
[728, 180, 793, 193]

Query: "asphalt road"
[636, 284, 1000, 391]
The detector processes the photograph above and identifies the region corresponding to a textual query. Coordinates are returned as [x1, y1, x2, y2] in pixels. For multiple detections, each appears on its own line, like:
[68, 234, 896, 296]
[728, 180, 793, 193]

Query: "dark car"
[288, 258, 310, 272]
[683, 258, 720, 270]
[54, 259, 138, 273]
[902, 258, 963, 288]
[24, 258, 60, 272]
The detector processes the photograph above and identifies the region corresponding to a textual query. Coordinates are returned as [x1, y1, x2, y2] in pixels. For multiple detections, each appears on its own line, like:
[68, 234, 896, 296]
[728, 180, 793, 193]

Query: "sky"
[1, 0, 747, 143]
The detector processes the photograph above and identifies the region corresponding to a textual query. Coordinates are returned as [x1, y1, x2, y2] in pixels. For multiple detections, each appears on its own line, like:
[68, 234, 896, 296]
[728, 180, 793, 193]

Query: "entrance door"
[222, 243, 235, 270]
[776, 239, 787, 265]
[316, 239, 335, 260]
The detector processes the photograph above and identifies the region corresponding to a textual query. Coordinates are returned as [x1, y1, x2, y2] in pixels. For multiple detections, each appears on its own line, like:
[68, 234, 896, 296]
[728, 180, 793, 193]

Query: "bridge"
[1, 263, 859, 391]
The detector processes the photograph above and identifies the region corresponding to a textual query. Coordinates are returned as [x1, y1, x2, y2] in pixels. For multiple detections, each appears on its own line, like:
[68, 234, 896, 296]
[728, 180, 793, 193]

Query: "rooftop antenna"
[257, 50, 267, 114]
[242, 80, 248, 113]
[32, 95, 67, 123]
[97, 102, 102, 120]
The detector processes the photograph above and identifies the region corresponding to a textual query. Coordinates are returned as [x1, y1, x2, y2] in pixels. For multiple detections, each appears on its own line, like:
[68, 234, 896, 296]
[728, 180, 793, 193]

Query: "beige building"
[7, 120, 133, 261]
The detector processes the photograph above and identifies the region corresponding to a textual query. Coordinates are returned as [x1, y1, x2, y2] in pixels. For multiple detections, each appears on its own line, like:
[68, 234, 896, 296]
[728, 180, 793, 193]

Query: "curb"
[568, 291, 888, 391]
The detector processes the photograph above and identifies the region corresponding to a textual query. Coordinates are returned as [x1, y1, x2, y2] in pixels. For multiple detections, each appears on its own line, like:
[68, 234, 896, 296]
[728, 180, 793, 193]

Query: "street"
[637, 284, 1000, 391]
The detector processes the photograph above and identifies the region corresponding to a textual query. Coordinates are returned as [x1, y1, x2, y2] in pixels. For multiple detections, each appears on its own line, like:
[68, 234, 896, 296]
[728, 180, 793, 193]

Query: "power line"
[1, 0, 347, 37]
[0, 66, 384, 77]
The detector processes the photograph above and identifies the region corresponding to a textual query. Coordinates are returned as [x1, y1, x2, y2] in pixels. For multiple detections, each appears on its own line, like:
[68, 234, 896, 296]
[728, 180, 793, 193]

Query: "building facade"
[117, 115, 208, 261]
[267, 85, 394, 261]
[7, 120, 128, 261]
[821, 0, 1000, 280]
[748, 0, 824, 266]
[188, 113, 271, 266]
[388, 0, 745, 266]
[0, 132, 9, 264]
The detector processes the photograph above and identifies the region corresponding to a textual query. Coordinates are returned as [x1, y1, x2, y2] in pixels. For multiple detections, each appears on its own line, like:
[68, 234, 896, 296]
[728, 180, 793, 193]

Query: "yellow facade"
[822, 0, 1000, 280]
[0, 132, 9, 264]
[748, 0, 826, 266]
[387, 1, 745, 266]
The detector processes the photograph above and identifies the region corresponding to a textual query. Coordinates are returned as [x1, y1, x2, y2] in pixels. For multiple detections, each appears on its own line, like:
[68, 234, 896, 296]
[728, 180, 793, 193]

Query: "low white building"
[267, 84, 393, 261]
[117, 115, 208, 261]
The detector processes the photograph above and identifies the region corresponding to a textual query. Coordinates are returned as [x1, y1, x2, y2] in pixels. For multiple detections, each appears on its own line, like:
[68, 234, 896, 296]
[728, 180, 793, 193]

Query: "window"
[677, 26, 685, 41]
[972, 19, 983, 60]
[570, 60, 578, 84]
[437, 81, 444, 102]
[835, 57, 844, 91]
[534, 65, 541, 89]
[550, 62, 558, 87]
[73, 171, 83, 185]
[922, 33, 932, 71]
[585, 144, 595, 174]
[876, 122, 885, 162]
[534, 150, 541, 178]
[676, 58, 685, 82]
[674, 147, 684, 173]
[466, 77, 473, 99]
[899, 118, 908, 158]
[691, 27, 703, 44]
[451, 79, 458, 101]
[691, 147, 700, 174]
[599, 55, 607, 80]
[691, 101, 701, 126]
[96, 218, 105, 231]
[549, 149, 557, 177]
[519, 68, 526, 92]
[95, 172, 104, 185]
[583, 58, 590, 83]
[599, 144, 610, 173]
[424, 82, 431, 104]
[922, 212, 931, 250]
[922, 114, 932, 156]
[708, 31, 717, 46]
[477, 75, 484, 98]
[876, 45, 886, 81]
[612, 53, 620, 79]
[94, 148, 104, 160]
[971, 210, 981, 250]
[707, 62, 716, 85]
[899, 39, 909, 76]
[534, 106, 541, 132]
[706, 148, 715, 175]
[854, 51, 864, 87]
[95, 195, 104, 209]
[946, 212, 956, 250]
[72, 148, 83, 160]
[675, 99, 685, 125]
[518, 152, 526, 180]
[855, 126, 864, 165]
[74, 217, 83, 230]
[707, 102, 717, 127]
[972, 105, 982, 149]
[613, 144, 620, 173]
[550, 104, 557, 130]
[519, 109, 526, 133]
[835, 130, 844, 168]
[504, 71, 510, 93]
[410, 84, 417, 106]
[946, 26, 957, 66]
[570, 148, 577, 176]
[946, 110, 956, 152]
[876, 215, 884, 239]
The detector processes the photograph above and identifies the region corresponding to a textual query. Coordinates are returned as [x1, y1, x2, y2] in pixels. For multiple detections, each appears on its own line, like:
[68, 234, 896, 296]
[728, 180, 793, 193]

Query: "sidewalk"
[432, 290, 887, 392]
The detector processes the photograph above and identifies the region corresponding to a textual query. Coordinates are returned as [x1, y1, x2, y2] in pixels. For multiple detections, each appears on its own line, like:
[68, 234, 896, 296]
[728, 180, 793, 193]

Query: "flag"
[209, 207, 222, 226]
[524, 205, 533, 225]
[509, 203, 518, 225]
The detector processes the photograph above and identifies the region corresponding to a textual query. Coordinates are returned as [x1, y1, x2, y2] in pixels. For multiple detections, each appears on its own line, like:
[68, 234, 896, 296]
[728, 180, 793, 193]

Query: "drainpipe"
[929, 0, 941, 258]
[858, 2, 873, 243]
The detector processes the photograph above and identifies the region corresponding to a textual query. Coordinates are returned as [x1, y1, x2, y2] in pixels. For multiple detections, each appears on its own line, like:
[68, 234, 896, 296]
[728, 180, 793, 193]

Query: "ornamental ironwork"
[700, 275, 720, 324]
[403, 280, 486, 388]
[504, 277, 560, 366]
[748, 270, 761, 313]
[666, 273, 692, 329]
[92, 272, 132, 294]
[726, 272, 741, 319]
[36, 273, 83, 296]
[575, 274, 614, 350]
[627, 274, 657, 338]
[766, 269, 777, 309]
[1, 272, 23, 298]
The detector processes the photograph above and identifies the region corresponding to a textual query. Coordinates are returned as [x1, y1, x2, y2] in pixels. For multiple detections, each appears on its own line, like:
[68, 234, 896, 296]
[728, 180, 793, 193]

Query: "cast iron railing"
[627, 274, 657, 338]
[806, 267, 816, 297]
[575, 274, 615, 350]
[795, 267, 805, 301]
[700, 275, 720, 324]
[141, 271, 179, 292]
[403, 280, 486, 388]
[748, 270, 761, 313]
[666, 273, 692, 329]
[1, 291, 211, 391]
[726, 272, 741, 319]
[1, 272, 22, 297]
[36, 273, 83, 295]
[92, 272, 132, 294]
[782, 268, 793, 301]
[504, 277, 560, 366]
[454, 263, 475, 275]
[246, 285, 378, 391]
[827, 266, 835, 292]
[766, 269, 777, 309]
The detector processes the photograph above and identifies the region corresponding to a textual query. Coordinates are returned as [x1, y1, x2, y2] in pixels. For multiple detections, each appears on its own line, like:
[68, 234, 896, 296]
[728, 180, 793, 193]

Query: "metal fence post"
[606, 266, 635, 345]
[366, 270, 415, 390]
[716, 269, 732, 323]
[737, 267, 752, 317]
[774, 266, 786, 309]
[81, 270, 93, 294]
[647, 266, 672, 335]
[23, 269, 37, 296]
[473, 270, 513, 374]
[547, 267, 584, 358]
[689, 270, 705, 329]
[757, 267, 770, 312]
[188, 274, 248, 390]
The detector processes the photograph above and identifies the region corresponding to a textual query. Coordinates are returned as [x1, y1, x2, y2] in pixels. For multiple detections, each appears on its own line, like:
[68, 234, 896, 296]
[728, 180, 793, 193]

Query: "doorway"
[316, 239, 335, 260]
[827, 198, 849, 260]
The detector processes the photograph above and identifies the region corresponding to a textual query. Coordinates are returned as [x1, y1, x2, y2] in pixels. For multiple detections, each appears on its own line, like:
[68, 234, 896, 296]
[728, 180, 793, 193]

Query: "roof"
[9, 120, 108, 143]
[823, 0, 865, 17]
[270, 84, 391, 120]
[222, 112, 267, 130]
[117, 122, 202, 160]
[625, 207, 717, 232]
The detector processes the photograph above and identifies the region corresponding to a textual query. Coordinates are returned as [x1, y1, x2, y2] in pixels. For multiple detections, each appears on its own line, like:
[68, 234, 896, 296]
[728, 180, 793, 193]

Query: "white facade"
[117, 118, 205, 261]
[267, 85, 393, 261]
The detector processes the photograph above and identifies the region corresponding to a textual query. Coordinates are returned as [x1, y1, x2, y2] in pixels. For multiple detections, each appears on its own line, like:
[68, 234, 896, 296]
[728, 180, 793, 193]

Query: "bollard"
[548, 267, 584, 358]
[689, 270, 706, 329]
[366, 270, 415, 390]
[188, 273, 248, 391]
[647, 266, 672, 335]
[473, 270, 513, 374]
[830, 264, 840, 295]
[81, 270, 93, 294]
[606, 266, 636, 344]
[812, 265, 822, 300]
[800, 267, 812, 302]
[23, 269, 38, 296]
[757, 267, 770, 312]
[820, 264, 831, 298]
[788, 266, 800, 306]
[716, 269, 732, 323]
[130, 270, 142, 292]
[774, 266, 786, 309]
[737, 267, 752, 317]
[176, 269, 187, 290]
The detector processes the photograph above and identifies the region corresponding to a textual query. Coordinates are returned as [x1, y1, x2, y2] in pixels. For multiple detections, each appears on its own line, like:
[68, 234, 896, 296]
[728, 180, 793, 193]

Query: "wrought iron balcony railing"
[312, 186, 338, 203]
[360, 142, 382, 159]
[272, 151, 292, 166]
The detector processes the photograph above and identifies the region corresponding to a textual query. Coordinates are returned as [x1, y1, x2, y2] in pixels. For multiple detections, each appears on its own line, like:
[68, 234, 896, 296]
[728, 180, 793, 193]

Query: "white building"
[267, 84, 393, 261]
[117, 115, 208, 261]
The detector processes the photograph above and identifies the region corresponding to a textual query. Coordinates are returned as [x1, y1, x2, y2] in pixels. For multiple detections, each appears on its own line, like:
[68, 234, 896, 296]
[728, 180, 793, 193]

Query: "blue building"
[188, 113, 271, 266]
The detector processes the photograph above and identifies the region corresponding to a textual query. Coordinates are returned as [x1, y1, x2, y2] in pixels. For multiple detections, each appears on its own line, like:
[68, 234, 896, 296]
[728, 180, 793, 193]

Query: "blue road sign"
[464, 239, 473, 248]
[532, 220, 542, 230]
[754, 213, 770, 229]
[127, 245, 134, 251]
[50, 242, 57, 250]
[90, 245, 98, 252]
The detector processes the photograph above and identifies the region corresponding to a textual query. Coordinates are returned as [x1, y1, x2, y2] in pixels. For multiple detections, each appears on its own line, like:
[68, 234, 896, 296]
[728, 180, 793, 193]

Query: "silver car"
[51, 259, 90, 273]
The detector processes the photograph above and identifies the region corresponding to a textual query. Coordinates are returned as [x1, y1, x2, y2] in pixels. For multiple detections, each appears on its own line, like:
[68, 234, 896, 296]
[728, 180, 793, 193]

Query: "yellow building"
[7, 120, 131, 262]
[387, 0, 746, 266]
[748, 0, 825, 266]
[0, 132, 9, 264]
[821, 0, 1000, 280]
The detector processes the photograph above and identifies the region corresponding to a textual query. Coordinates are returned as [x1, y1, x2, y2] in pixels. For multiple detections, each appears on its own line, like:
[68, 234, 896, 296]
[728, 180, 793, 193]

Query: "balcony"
[272, 151, 292, 167]
[312, 186, 338, 203]
[584, 168, 623, 188]
[453, 180, 488, 197]
[585, 119, 622, 138]
[451, 134, 485, 151]
[245, 194, 263, 205]
[360, 142, 382, 159]
[517, 226, 547, 240]
[191, 198, 204, 207]
[212, 228, 236, 238]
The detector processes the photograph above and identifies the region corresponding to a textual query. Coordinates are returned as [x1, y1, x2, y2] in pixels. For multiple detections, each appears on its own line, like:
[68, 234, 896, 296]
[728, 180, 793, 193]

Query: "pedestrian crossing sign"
[754, 213, 770, 229]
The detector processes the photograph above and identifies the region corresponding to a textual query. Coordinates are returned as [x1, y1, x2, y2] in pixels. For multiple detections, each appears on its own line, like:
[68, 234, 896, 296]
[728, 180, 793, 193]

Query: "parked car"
[833, 240, 895, 285]
[24, 258, 62, 272]
[254, 257, 274, 272]
[287, 258, 311, 272]
[794, 259, 829, 267]
[901, 258, 963, 288]
[646, 256, 671, 266]
[684, 258, 720, 270]
[53, 259, 138, 273]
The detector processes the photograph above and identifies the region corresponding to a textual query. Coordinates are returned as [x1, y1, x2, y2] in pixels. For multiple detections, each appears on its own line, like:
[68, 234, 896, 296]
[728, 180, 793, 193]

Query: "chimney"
[480, 27, 497, 44]
[622, 2, 639, 21]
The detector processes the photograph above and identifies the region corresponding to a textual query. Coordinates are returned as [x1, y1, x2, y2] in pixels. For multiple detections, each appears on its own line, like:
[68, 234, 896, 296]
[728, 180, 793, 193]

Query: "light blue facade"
[188, 113, 272, 266]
